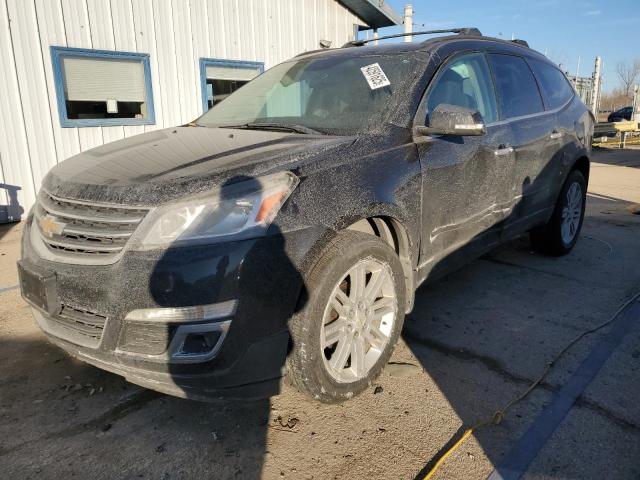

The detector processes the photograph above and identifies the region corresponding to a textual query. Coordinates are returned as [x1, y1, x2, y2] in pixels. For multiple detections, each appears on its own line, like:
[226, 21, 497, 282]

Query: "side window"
[528, 58, 574, 110]
[427, 53, 497, 124]
[487, 54, 544, 119]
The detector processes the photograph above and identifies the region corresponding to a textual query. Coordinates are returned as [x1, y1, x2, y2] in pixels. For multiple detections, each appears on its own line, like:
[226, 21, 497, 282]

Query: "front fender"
[275, 141, 422, 266]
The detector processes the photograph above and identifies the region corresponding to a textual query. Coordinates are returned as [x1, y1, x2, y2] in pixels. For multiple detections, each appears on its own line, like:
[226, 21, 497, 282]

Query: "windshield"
[196, 54, 417, 134]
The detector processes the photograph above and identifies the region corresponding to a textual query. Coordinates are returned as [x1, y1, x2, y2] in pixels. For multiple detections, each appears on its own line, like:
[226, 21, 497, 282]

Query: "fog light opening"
[180, 331, 222, 355]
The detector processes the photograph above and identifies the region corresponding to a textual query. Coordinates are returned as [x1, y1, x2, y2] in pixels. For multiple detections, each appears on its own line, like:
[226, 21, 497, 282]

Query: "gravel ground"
[1, 147, 639, 479]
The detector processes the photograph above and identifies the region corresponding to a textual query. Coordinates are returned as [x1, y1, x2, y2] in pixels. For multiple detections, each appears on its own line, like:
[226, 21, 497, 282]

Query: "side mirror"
[416, 104, 486, 137]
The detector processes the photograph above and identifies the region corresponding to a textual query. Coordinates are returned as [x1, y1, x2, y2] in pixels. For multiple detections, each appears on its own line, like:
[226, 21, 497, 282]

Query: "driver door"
[416, 52, 516, 279]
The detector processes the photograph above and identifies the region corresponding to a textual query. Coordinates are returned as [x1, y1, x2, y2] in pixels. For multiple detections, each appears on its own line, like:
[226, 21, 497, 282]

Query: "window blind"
[62, 56, 146, 102]
[205, 65, 261, 82]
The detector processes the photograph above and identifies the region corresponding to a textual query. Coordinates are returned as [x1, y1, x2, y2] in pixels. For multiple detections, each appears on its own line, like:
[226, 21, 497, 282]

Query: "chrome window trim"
[412, 49, 575, 133]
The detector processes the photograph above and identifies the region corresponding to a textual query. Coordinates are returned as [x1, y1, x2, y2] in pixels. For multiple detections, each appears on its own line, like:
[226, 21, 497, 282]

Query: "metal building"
[565, 56, 602, 115]
[0, 0, 400, 220]
[566, 74, 595, 108]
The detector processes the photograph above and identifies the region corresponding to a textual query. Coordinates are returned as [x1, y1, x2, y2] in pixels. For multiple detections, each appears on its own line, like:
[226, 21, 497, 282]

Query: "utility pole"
[591, 56, 601, 115]
[403, 4, 413, 42]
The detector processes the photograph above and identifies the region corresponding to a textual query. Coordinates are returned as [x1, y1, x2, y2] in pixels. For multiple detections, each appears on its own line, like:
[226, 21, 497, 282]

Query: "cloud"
[584, 9, 602, 16]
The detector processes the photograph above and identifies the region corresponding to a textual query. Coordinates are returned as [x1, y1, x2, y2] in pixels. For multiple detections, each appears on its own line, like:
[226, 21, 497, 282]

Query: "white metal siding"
[0, 0, 366, 213]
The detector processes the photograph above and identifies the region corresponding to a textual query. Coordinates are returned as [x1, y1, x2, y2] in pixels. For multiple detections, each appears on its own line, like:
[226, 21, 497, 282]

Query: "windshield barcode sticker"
[360, 63, 391, 90]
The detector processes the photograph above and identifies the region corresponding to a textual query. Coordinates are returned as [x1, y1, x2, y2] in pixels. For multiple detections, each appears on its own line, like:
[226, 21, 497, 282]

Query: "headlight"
[128, 172, 298, 249]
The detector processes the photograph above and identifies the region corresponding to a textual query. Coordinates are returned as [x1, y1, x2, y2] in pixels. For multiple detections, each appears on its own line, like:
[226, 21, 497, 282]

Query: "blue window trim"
[51, 46, 156, 128]
[199, 58, 264, 112]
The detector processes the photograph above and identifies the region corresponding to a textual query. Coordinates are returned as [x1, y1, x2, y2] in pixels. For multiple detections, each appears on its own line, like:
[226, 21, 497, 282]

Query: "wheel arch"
[572, 155, 590, 183]
[345, 216, 416, 313]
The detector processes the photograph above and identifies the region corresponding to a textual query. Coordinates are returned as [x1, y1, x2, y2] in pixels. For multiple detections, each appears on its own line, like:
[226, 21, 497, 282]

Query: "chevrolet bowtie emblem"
[39, 214, 66, 238]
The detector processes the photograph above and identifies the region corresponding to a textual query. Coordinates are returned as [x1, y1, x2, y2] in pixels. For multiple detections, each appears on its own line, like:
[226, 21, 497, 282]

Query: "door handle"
[550, 130, 562, 140]
[494, 145, 514, 156]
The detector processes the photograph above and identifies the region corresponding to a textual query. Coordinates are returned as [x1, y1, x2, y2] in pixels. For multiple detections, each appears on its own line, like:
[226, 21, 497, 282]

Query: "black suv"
[607, 106, 633, 122]
[19, 29, 593, 402]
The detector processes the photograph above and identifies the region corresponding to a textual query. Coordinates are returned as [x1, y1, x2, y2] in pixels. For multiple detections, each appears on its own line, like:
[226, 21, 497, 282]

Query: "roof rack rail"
[294, 48, 327, 58]
[511, 39, 530, 47]
[342, 28, 482, 47]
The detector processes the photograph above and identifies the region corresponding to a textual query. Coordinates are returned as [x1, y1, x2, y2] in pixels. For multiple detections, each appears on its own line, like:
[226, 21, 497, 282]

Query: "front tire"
[530, 169, 587, 256]
[286, 231, 406, 403]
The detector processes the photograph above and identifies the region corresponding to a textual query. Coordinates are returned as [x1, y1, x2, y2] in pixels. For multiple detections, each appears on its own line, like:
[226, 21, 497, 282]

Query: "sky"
[379, 0, 640, 93]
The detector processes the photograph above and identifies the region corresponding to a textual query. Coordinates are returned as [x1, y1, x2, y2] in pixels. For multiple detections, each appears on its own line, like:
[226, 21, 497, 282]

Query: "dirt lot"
[1, 147, 639, 480]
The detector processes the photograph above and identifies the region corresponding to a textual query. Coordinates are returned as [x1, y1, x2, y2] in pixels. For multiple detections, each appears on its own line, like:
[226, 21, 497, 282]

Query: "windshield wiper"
[219, 123, 323, 135]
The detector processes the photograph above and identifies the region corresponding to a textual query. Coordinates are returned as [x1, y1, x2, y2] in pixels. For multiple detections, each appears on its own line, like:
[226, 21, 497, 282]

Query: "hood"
[43, 127, 355, 206]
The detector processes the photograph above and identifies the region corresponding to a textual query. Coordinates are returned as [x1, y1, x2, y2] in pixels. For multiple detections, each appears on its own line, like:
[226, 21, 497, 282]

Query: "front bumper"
[20, 214, 327, 399]
[32, 308, 289, 400]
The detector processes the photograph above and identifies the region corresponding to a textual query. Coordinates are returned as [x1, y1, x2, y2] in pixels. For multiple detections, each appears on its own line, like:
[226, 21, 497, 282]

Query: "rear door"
[416, 52, 515, 278]
[487, 53, 558, 237]
[527, 57, 579, 213]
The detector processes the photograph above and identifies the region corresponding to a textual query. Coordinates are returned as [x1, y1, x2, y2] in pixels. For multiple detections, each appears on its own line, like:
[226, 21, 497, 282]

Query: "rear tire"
[530, 169, 586, 256]
[286, 231, 406, 403]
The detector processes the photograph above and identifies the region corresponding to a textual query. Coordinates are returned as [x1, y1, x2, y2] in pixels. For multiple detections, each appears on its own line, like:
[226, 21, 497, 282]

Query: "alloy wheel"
[320, 259, 397, 383]
[560, 181, 583, 244]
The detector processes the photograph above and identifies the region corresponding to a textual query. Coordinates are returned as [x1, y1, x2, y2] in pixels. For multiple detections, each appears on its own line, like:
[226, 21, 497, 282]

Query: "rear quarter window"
[487, 54, 544, 119]
[528, 58, 574, 110]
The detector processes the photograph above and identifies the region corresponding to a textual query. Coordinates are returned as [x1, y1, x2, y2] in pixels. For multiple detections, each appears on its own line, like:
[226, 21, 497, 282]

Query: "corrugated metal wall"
[0, 0, 366, 213]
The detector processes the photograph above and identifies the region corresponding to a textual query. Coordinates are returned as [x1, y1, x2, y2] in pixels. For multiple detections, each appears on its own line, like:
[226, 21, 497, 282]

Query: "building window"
[199, 59, 264, 111]
[51, 46, 155, 127]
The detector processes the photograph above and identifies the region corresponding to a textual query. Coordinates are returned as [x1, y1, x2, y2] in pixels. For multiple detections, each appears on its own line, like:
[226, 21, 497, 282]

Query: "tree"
[616, 60, 640, 98]
[601, 87, 632, 112]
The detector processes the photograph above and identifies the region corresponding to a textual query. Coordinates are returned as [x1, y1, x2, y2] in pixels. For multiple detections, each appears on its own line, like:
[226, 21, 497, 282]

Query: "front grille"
[35, 191, 148, 259]
[53, 304, 107, 340]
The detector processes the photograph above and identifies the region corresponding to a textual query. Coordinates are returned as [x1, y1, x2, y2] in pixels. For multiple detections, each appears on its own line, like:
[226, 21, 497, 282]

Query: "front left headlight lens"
[128, 171, 298, 250]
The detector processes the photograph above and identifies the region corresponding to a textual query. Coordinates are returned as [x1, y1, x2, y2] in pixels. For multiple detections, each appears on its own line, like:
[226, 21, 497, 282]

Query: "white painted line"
[0, 285, 19, 294]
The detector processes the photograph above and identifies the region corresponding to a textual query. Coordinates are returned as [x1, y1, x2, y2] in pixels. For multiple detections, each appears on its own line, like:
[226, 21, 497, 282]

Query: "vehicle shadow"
[590, 146, 640, 168]
[0, 335, 272, 479]
[401, 193, 640, 479]
[401, 237, 547, 479]
[150, 175, 306, 477]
